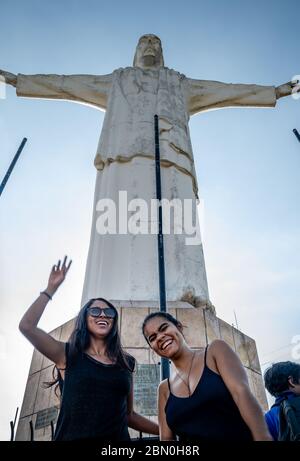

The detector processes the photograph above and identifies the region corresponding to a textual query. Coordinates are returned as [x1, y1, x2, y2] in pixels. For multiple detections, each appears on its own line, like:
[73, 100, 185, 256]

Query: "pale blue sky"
[0, 0, 300, 440]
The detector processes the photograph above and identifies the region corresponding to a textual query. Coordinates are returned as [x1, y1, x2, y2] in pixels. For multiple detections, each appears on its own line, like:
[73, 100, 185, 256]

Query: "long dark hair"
[44, 298, 135, 396]
[264, 361, 300, 397]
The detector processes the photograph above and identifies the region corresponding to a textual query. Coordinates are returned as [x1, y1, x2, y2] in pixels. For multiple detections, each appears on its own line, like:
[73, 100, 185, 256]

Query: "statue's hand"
[276, 80, 300, 99]
[0, 69, 17, 87]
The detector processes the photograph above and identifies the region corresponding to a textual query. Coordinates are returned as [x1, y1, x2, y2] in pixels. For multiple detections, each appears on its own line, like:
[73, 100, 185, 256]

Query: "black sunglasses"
[87, 306, 116, 319]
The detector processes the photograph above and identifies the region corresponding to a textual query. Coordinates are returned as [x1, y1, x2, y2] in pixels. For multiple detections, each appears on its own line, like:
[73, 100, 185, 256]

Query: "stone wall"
[15, 302, 267, 441]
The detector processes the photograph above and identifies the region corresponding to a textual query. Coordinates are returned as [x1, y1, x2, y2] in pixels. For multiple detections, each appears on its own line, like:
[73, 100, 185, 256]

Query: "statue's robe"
[17, 68, 276, 305]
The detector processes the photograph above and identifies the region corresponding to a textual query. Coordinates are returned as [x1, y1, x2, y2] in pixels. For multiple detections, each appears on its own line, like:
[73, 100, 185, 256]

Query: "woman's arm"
[19, 256, 72, 367]
[0, 69, 112, 109]
[210, 339, 273, 441]
[157, 380, 176, 441]
[126, 379, 159, 435]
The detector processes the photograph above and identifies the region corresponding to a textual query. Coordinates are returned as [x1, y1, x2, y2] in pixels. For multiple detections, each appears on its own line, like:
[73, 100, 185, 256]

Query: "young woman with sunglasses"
[142, 312, 273, 442]
[19, 256, 159, 441]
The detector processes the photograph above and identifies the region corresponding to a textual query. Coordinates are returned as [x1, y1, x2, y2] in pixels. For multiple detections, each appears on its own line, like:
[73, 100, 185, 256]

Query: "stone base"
[15, 302, 268, 441]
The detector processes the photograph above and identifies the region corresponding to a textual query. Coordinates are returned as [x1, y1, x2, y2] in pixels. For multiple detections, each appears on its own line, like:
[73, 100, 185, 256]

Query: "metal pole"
[13, 407, 19, 429]
[9, 406, 19, 441]
[50, 420, 55, 441]
[154, 114, 170, 380]
[29, 420, 34, 441]
[0, 137, 27, 197]
[10, 422, 14, 442]
[293, 129, 300, 143]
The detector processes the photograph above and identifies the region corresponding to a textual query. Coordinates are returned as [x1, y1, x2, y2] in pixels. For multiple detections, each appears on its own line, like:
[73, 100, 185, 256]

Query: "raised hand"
[19, 256, 72, 365]
[0, 69, 17, 87]
[46, 256, 72, 296]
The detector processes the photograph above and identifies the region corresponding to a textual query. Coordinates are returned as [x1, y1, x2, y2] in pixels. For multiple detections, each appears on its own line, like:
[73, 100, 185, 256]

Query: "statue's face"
[133, 34, 164, 69]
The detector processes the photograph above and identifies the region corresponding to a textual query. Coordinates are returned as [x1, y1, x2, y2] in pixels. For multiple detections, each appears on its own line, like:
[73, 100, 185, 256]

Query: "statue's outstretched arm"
[0, 70, 113, 110]
[0, 69, 17, 87]
[186, 77, 298, 115]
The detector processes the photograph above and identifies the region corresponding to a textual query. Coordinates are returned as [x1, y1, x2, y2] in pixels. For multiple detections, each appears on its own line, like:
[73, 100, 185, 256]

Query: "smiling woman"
[18, 256, 159, 442]
[142, 311, 273, 442]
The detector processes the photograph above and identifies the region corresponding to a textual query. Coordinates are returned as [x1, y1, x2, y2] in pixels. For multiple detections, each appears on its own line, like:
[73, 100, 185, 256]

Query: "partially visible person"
[142, 311, 273, 442]
[264, 361, 300, 441]
[19, 256, 159, 441]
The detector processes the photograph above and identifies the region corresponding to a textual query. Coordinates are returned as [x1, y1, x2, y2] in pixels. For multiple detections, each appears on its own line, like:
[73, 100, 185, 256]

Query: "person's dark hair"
[264, 361, 300, 397]
[44, 298, 135, 396]
[142, 311, 183, 344]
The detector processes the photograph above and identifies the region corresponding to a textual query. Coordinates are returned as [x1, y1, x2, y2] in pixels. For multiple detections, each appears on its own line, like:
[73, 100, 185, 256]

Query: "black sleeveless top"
[54, 343, 135, 441]
[165, 345, 252, 442]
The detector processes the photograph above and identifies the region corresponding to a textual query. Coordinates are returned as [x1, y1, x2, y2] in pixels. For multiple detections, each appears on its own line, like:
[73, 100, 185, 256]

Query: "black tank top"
[54, 343, 134, 441]
[165, 345, 252, 441]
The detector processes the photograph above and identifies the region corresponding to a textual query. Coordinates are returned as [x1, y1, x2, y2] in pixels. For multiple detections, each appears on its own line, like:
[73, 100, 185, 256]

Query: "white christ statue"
[1, 34, 298, 308]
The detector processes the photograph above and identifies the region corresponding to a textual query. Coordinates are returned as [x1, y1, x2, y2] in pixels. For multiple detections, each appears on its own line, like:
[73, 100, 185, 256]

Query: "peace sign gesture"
[47, 256, 72, 296]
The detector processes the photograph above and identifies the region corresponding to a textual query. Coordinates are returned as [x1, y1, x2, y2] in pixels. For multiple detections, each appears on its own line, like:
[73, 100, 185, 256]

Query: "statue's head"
[133, 34, 164, 69]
